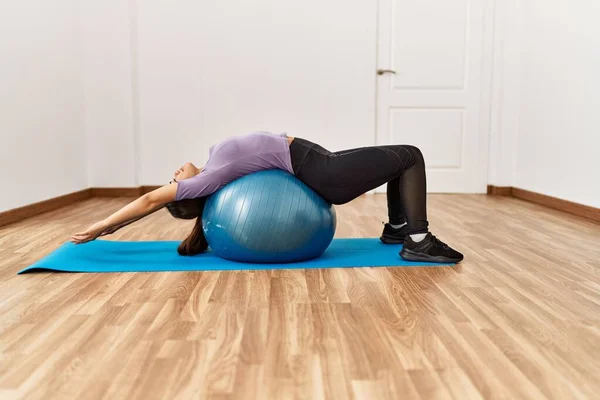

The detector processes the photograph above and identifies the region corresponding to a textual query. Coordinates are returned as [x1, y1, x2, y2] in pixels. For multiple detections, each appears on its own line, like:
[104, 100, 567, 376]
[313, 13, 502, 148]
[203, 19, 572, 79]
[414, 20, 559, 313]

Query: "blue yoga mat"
[18, 239, 451, 274]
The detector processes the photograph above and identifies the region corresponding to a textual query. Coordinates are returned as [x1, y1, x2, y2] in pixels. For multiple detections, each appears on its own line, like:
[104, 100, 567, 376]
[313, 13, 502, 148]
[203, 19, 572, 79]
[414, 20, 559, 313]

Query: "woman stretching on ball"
[71, 132, 463, 263]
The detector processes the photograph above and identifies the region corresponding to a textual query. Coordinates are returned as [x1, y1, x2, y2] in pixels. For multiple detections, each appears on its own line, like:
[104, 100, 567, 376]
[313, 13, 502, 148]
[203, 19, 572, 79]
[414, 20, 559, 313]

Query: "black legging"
[290, 138, 428, 234]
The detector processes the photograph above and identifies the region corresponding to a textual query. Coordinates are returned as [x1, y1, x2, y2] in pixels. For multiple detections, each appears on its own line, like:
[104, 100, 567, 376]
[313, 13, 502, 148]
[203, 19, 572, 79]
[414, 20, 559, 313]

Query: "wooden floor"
[0, 194, 599, 400]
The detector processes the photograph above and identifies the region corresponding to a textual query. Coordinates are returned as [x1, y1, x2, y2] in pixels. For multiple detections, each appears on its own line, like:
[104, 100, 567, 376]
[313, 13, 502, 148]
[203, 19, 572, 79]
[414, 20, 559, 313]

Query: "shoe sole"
[380, 234, 405, 244]
[400, 248, 463, 264]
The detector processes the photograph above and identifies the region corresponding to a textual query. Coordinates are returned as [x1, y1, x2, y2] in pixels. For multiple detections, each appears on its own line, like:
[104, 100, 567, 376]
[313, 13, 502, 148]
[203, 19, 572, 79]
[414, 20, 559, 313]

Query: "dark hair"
[166, 198, 208, 256]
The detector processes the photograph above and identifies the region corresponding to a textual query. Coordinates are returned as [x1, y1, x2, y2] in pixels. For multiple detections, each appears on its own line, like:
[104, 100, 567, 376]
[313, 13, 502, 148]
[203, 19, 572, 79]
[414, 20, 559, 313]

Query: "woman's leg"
[386, 177, 405, 226]
[290, 138, 463, 263]
[290, 138, 428, 234]
[398, 146, 428, 233]
[382, 146, 428, 241]
[333, 149, 406, 226]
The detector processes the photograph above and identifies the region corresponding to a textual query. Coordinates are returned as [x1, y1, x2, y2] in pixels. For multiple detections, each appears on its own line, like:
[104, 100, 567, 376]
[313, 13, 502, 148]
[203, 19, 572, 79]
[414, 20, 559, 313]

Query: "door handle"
[377, 69, 396, 75]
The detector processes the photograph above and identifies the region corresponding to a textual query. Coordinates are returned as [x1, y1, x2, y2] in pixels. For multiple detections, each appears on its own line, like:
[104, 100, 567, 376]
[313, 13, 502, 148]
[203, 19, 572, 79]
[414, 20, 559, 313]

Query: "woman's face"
[173, 162, 200, 182]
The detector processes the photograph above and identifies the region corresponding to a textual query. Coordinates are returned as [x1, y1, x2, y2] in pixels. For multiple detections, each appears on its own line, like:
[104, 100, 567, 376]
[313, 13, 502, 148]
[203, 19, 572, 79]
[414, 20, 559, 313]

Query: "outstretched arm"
[98, 202, 164, 237]
[71, 184, 178, 244]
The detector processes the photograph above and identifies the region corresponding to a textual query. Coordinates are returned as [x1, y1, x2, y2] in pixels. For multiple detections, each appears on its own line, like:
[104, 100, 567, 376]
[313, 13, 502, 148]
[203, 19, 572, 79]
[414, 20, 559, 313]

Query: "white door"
[376, 0, 491, 193]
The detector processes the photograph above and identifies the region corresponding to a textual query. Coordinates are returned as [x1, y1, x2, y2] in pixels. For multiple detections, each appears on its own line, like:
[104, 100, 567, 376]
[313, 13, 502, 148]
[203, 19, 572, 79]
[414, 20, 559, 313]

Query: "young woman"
[71, 132, 463, 263]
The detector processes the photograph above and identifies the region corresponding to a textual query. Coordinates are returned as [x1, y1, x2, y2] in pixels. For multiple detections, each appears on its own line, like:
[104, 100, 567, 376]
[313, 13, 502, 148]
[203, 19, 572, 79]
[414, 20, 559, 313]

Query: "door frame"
[374, 0, 498, 193]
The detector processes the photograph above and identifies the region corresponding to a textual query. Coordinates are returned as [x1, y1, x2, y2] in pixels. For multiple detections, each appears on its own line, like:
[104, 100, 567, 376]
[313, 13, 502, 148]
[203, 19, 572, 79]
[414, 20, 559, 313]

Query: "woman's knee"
[404, 145, 424, 163]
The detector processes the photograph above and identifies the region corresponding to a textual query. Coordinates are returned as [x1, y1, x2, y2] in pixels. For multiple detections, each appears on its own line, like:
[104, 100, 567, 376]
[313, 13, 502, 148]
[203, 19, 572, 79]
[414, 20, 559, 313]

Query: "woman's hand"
[71, 221, 109, 244]
[99, 224, 122, 237]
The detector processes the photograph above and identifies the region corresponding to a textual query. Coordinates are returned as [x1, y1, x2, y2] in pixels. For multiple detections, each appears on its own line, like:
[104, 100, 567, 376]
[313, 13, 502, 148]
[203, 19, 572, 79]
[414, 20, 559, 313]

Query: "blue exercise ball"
[202, 169, 336, 263]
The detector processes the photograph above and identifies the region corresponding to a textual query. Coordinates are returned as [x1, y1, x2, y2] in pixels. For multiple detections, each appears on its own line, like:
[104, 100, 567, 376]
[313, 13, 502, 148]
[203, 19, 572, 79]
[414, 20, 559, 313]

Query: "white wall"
[0, 0, 379, 212]
[3, 1, 597, 211]
[0, 1, 87, 213]
[135, 0, 377, 185]
[82, 0, 137, 188]
[515, 0, 600, 208]
[79, 0, 600, 206]
[489, 0, 600, 208]
[488, 0, 521, 187]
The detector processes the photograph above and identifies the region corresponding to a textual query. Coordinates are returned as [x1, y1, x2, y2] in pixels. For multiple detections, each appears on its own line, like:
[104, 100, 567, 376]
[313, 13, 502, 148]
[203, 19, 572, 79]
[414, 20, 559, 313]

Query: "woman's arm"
[71, 184, 178, 244]
[98, 202, 164, 237]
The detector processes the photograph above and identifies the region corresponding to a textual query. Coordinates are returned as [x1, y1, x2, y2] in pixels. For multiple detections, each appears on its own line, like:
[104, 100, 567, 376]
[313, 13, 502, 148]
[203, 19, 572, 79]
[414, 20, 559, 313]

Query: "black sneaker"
[400, 233, 464, 263]
[380, 223, 409, 244]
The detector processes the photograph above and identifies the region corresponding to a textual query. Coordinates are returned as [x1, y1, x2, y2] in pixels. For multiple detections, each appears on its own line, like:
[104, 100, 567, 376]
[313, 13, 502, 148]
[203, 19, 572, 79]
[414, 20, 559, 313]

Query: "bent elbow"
[139, 193, 153, 206]
[142, 192, 163, 209]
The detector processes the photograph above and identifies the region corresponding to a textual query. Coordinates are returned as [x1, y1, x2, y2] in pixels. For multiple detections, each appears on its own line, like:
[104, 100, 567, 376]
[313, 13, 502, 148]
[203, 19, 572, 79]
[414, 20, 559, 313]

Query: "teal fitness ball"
[202, 169, 336, 263]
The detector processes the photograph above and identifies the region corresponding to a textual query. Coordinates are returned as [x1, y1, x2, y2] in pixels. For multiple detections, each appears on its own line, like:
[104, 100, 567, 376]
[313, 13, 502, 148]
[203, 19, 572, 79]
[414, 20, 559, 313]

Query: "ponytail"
[165, 197, 209, 256]
[177, 216, 208, 256]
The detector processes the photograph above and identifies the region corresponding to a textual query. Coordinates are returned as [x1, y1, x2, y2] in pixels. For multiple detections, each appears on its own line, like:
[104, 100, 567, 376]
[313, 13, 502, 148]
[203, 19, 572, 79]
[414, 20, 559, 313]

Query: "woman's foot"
[380, 223, 409, 244]
[400, 233, 463, 263]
